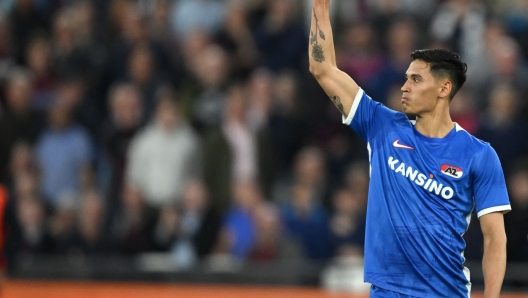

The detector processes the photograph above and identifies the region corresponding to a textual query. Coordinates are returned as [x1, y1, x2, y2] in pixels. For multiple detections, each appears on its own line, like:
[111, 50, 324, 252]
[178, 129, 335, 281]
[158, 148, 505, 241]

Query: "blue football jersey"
[343, 89, 511, 297]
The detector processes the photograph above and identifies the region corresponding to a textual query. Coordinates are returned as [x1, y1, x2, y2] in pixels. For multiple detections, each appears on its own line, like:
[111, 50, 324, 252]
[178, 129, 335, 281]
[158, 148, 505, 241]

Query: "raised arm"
[480, 212, 507, 298]
[309, 0, 360, 117]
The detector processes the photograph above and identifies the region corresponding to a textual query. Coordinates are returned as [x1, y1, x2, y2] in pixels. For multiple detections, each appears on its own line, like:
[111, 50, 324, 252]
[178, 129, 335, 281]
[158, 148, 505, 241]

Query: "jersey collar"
[410, 121, 460, 144]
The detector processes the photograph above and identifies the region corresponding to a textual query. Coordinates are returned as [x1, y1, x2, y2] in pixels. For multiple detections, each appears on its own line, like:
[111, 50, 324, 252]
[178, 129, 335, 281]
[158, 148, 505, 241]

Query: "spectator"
[152, 204, 179, 252]
[8, 141, 38, 194]
[246, 68, 274, 131]
[504, 160, 528, 262]
[449, 87, 480, 135]
[368, 0, 438, 28]
[111, 183, 157, 254]
[501, 0, 528, 60]
[8, 159, 53, 257]
[214, 2, 259, 77]
[343, 161, 370, 201]
[14, 196, 54, 254]
[68, 189, 111, 255]
[384, 83, 405, 112]
[49, 191, 77, 253]
[336, 21, 384, 97]
[371, 18, 416, 103]
[72, 1, 96, 46]
[68, 1, 107, 105]
[203, 82, 274, 214]
[126, 87, 201, 209]
[25, 34, 57, 110]
[9, 0, 49, 65]
[213, 180, 263, 260]
[35, 100, 93, 206]
[486, 36, 528, 101]
[184, 44, 231, 132]
[268, 70, 306, 177]
[146, 0, 174, 43]
[100, 83, 144, 202]
[253, 0, 306, 71]
[176, 180, 220, 259]
[167, 180, 221, 269]
[281, 181, 332, 260]
[50, 8, 92, 81]
[125, 43, 167, 116]
[275, 146, 330, 207]
[466, 20, 528, 105]
[170, 0, 225, 39]
[329, 188, 366, 258]
[476, 83, 528, 173]
[103, 1, 172, 101]
[249, 202, 299, 261]
[0, 70, 42, 185]
[429, 0, 487, 65]
[54, 78, 101, 136]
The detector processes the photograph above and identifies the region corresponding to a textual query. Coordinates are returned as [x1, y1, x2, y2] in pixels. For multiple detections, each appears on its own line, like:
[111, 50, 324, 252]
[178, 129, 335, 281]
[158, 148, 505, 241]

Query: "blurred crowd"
[0, 0, 527, 273]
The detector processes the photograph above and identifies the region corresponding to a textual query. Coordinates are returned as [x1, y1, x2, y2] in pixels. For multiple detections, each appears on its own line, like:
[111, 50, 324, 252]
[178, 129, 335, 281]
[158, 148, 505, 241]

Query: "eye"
[413, 77, 419, 83]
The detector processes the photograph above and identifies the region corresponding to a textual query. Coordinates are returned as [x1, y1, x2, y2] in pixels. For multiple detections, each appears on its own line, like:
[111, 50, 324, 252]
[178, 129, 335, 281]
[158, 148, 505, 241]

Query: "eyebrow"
[405, 74, 422, 79]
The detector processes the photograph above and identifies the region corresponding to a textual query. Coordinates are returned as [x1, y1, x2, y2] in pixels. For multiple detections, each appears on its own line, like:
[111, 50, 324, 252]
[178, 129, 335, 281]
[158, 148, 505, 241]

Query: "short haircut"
[410, 49, 467, 100]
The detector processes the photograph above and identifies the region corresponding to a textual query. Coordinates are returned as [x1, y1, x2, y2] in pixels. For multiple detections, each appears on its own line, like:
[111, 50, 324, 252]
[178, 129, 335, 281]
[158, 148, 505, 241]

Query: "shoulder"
[136, 124, 157, 139]
[346, 89, 404, 125]
[205, 128, 228, 146]
[456, 125, 494, 156]
[70, 125, 91, 141]
[180, 123, 200, 141]
[455, 125, 500, 168]
[130, 125, 156, 147]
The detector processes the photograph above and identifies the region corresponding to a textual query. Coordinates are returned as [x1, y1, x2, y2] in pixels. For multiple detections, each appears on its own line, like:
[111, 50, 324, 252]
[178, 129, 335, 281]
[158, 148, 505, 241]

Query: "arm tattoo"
[311, 9, 325, 63]
[330, 95, 344, 115]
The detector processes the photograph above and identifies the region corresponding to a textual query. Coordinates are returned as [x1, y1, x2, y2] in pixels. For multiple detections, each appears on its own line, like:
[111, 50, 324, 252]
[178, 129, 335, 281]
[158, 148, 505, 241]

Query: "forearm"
[308, 0, 336, 75]
[308, 0, 359, 116]
[482, 235, 507, 298]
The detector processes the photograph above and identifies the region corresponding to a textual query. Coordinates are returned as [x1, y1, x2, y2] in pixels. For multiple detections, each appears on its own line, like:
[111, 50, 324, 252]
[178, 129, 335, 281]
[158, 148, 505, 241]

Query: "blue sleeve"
[472, 146, 511, 218]
[75, 129, 93, 163]
[342, 89, 399, 142]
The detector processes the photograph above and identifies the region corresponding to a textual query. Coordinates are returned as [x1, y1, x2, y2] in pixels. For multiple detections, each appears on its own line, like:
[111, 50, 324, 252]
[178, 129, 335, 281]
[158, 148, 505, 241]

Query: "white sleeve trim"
[342, 89, 364, 125]
[477, 205, 511, 218]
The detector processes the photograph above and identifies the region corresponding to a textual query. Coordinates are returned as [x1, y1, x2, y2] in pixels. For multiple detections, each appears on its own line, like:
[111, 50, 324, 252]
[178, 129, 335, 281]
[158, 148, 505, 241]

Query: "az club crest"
[441, 164, 463, 179]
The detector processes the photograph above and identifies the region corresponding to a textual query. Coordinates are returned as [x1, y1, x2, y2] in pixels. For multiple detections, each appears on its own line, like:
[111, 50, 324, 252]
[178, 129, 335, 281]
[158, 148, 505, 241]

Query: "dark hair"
[410, 49, 467, 100]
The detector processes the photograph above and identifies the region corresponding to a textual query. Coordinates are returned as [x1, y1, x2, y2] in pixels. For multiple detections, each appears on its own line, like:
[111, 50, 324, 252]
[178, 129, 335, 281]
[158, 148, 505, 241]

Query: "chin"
[401, 107, 416, 118]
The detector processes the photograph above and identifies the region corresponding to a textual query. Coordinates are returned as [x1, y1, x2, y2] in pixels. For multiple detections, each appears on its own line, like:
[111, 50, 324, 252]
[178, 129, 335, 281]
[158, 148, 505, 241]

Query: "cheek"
[415, 87, 436, 103]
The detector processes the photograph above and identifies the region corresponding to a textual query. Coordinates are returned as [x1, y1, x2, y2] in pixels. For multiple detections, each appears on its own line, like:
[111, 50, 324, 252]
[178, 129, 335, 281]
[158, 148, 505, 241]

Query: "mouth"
[401, 97, 409, 104]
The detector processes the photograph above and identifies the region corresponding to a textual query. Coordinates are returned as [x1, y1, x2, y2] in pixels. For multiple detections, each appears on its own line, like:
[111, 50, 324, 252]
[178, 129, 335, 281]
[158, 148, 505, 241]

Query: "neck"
[414, 107, 454, 138]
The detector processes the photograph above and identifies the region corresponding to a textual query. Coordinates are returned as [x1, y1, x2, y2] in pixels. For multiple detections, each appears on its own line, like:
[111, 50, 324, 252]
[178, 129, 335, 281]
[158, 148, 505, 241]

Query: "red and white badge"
[440, 164, 463, 179]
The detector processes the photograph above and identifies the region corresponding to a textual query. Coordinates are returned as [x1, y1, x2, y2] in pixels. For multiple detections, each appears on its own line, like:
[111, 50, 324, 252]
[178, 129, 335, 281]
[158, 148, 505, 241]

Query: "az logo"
[441, 164, 463, 179]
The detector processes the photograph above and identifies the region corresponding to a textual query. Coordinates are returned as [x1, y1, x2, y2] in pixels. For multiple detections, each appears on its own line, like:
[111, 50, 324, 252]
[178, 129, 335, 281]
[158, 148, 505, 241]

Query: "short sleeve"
[75, 132, 92, 163]
[342, 89, 399, 142]
[473, 146, 511, 218]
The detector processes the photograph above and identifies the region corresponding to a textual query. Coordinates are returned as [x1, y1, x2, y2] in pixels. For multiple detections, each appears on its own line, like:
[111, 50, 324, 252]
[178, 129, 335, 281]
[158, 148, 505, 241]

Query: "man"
[308, 1, 510, 297]
[126, 87, 201, 209]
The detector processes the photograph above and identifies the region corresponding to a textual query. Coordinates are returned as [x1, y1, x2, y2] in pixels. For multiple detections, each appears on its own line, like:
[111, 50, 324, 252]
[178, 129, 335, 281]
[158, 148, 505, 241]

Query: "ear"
[438, 80, 452, 99]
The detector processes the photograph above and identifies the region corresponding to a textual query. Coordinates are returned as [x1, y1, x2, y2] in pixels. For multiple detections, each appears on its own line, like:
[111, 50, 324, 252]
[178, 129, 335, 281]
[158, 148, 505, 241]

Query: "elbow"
[484, 231, 507, 249]
[309, 63, 328, 79]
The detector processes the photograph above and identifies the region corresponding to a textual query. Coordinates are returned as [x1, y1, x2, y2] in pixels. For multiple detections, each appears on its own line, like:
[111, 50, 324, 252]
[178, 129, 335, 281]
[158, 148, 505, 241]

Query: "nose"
[401, 80, 410, 93]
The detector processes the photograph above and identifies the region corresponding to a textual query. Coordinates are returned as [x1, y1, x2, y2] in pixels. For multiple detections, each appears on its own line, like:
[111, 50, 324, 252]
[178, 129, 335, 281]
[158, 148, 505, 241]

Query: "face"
[111, 87, 142, 129]
[182, 181, 208, 212]
[129, 47, 154, 84]
[7, 76, 31, 111]
[401, 60, 447, 115]
[156, 99, 178, 130]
